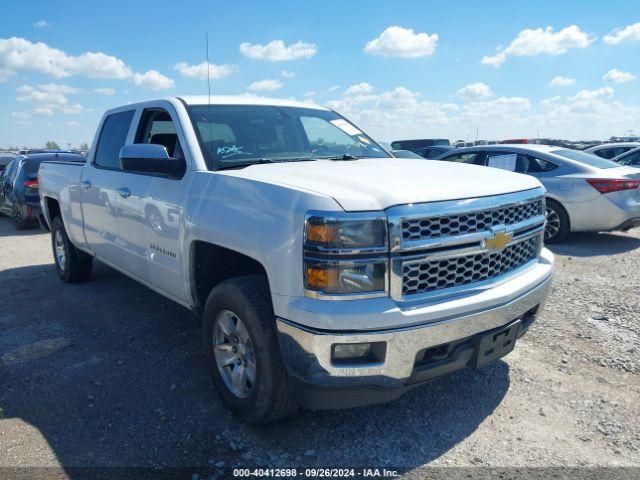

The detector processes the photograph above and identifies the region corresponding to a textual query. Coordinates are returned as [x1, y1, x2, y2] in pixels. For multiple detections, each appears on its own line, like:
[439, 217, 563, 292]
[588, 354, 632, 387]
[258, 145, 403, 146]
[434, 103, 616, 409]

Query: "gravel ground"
[0, 216, 639, 477]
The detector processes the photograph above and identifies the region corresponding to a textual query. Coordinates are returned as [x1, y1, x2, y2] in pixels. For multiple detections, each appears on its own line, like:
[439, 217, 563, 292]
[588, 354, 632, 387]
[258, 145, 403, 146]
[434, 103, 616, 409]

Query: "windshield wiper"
[317, 154, 364, 161]
[216, 157, 318, 170]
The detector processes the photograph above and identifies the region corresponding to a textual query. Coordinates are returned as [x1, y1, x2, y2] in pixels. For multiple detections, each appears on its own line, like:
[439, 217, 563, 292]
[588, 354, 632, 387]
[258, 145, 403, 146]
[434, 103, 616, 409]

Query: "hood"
[223, 158, 542, 211]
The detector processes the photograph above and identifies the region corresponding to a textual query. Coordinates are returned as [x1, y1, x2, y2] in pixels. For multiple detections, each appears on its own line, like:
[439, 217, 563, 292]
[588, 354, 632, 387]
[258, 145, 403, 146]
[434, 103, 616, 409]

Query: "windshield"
[187, 105, 387, 169]
[551, 149, 618, 169]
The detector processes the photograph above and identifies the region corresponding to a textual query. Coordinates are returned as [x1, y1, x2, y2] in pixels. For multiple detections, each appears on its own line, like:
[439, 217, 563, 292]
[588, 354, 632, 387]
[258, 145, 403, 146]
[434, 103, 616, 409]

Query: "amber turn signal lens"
[305, 266, 338, 290]
[306, 223, 338, 245]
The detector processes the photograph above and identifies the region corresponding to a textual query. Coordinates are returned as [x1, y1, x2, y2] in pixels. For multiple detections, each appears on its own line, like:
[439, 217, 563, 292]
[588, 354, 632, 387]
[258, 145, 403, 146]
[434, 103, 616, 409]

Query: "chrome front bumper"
[276, 265, 553, 392]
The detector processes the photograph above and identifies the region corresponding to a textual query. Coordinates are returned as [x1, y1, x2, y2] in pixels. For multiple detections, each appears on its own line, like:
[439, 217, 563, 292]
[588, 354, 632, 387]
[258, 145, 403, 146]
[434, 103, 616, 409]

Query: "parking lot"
[0, 216, 639, 475]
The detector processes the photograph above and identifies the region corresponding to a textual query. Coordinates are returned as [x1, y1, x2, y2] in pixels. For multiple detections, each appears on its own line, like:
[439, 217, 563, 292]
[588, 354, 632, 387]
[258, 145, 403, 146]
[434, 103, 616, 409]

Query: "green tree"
[45, 141, 60, 150]
[79, 142, 89, 151]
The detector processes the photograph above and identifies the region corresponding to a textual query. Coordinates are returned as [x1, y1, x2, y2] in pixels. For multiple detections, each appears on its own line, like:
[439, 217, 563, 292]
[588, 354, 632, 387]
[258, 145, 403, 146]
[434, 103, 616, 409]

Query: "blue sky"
[1, 0, 639, 147]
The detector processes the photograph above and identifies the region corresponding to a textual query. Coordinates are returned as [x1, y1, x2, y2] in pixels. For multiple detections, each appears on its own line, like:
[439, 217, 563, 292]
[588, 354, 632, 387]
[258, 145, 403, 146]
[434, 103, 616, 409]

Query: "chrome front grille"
[387, 188, 547, 302]
[401, 198, 544, 242]
[402, 236, 539, 296]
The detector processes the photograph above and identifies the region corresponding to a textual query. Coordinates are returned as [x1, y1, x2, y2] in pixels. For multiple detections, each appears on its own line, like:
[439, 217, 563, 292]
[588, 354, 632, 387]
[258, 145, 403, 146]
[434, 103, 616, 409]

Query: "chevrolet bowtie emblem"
[484, 230, 513, 250]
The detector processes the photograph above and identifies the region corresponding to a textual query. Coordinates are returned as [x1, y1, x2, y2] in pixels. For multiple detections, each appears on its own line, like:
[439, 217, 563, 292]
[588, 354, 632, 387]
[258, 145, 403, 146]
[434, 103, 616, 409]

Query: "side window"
[620, 151, 640, 166]
[135, 109, 185, 162]
[2, 160, 15, 179]
[526, 156, 558, 173]
[94, 110, 135, 169]
[598, 148, 617, 159]
[445, 152, 482, 165]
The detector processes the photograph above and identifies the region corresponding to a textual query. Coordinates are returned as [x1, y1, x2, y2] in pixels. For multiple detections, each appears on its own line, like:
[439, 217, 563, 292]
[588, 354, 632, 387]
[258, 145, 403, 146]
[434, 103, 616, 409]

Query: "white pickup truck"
[39, 96, 554, 423]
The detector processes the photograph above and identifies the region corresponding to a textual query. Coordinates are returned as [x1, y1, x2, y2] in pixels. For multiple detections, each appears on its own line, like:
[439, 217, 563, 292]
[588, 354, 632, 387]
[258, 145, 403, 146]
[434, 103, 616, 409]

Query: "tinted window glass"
[136, 109, 185, 161]
[94, 110, 134, 169]
[551, 149, 618, 169]
[188, 105, 386, 169]
[443, 152, 482, 165]
[526, 156, 558, 172]
[619, 150, 640, 166]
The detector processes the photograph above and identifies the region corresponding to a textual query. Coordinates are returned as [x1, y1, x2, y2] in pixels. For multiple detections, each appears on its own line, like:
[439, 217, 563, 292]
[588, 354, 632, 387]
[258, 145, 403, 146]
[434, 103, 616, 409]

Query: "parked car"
[613, 147, 640, 167]
[414, 145, 455, 159]
[499, 138, 529, 144]
[0, 152, 84, 229]
[434, 145, 640, 243]
[39, 96, 554, 423]
[0, 151, 18, 175]
[390, 149, 424, 159]
[584, 142, 640, 159]
[390, 138, 450, 151]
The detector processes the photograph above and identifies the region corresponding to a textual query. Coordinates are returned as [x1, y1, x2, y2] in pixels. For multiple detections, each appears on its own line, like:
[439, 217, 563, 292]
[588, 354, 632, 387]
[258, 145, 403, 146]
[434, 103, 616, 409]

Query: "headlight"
[305, 215, 386, 252]
[304, 212, 388, 299]
[304, 260, 387, 295]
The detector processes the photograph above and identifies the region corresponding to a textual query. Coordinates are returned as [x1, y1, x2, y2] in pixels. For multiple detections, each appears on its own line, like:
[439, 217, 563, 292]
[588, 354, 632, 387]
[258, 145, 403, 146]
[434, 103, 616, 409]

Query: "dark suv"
[0, 152, 85, 229]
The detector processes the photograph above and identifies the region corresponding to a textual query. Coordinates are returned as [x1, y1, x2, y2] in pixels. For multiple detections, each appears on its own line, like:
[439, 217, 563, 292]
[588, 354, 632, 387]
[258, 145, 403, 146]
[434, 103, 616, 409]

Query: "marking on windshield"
[217, 145, 244, 156]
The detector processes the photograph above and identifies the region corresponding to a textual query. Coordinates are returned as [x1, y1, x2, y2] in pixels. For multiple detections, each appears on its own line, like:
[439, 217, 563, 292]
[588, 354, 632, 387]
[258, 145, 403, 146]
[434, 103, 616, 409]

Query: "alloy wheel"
[54, 229, 66, 271]
[212, 310, 256, 399]
[545, 206, 560, 241]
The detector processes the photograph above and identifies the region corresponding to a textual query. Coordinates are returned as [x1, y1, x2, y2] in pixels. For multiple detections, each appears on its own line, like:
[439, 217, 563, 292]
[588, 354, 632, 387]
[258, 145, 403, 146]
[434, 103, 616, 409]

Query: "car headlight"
[305, 215, 386, 252]
[304, 212, 388, 299]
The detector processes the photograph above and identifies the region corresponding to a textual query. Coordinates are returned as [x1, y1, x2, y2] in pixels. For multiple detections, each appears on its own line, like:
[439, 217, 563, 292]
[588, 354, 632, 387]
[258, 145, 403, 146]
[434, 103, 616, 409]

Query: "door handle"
[81, 180, 92, 189]
[116, 187, 131, 198]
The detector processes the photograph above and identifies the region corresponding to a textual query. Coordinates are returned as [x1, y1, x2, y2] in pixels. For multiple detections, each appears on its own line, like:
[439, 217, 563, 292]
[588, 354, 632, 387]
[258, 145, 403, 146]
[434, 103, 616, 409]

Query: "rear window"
[551, 149, 618, 169]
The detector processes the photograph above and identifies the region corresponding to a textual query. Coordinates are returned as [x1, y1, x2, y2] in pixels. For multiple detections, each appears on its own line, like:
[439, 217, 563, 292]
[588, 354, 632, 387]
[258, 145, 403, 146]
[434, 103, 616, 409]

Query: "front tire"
[544, 199, 570, 244]
[202, 275, 296, 424]
[51, 216, 93, 282]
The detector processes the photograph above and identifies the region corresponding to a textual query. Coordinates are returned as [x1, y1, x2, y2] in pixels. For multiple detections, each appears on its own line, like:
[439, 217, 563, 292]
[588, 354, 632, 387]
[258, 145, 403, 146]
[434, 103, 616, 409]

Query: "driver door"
[115, 104, 188, 300]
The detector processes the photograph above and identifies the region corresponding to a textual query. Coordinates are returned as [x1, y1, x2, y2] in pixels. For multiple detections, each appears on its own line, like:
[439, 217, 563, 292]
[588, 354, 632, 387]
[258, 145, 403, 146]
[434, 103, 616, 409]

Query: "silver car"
[584, 142, 640, 159]
[435, 144, 640, 243]
[613, 146, 640, 167]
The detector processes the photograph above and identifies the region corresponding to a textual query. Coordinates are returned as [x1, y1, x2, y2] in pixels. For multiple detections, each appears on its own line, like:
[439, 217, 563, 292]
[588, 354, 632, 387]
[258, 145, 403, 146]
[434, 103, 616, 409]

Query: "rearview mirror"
[118, 144, 185, 178]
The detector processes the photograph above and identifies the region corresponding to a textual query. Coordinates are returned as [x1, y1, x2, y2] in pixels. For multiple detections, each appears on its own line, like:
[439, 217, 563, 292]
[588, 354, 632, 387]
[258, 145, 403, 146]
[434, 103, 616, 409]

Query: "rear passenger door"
[115, 104, 189, 300]
[81, 109, 135, 267]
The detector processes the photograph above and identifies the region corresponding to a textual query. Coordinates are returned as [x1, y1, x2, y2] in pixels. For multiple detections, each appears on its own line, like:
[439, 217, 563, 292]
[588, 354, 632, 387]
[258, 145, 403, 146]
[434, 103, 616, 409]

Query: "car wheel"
[11, 203, 29, 230]
[544, 199, 569, 244]
[202, 274, 296, 424]
[51, 216, 93, 282]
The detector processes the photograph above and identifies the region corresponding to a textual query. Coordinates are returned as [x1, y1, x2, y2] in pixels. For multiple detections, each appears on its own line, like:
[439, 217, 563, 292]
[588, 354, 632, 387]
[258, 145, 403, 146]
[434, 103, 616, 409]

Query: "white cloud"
[174, 61, 237, 80]
[569, 87, 614, 101]
[456, 82, 493, 100]
[0, 37, 175, 91]
[34, 20, 51, 29]
[15, 83, 83, 116]
[65, 121, 80, 127]
[131, 70, 174, 90]
[239, 40, 317, 61]
[549, 76, 576, 86]
[280, 70, 295, 78]
[303, 91, 316, 98]
[603, 23, 640, 45]
[17, 83, 77, 104]
[247, 78, 283, 91]
[603, 68, 636, 83]
[482, 25, 594, 67]
[322, 83, 639, 142]
[0, 37, 133, 80]
[328, 85, 341, 92]
[94, 87, 116, 96]
[344, 82, 373, 95]
[364, 26, 438, 58]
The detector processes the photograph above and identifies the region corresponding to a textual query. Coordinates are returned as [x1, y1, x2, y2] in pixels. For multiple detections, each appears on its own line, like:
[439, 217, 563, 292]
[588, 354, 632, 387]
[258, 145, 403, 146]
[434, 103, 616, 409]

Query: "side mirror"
[118, 144, 185, 178]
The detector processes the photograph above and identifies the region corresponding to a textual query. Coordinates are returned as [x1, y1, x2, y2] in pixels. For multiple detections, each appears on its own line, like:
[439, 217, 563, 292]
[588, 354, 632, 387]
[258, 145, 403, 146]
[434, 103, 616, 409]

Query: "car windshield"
[551, 149, 618, 169]
[187, 105, 387, 169]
